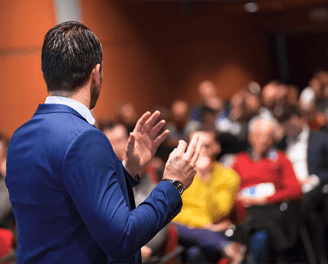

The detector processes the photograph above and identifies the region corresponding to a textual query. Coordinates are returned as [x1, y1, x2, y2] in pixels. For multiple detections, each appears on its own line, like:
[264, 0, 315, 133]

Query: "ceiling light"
[245, 2, 259, 13]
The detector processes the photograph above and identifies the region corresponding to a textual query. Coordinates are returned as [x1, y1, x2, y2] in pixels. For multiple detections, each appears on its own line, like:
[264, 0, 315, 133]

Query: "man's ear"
[92, 64, 101, 85]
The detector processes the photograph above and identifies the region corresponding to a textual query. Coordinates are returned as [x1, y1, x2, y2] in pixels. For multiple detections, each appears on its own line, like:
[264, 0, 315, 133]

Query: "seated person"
[172, 129, 245, 264]
[98, 120, 167, 262]
[0, 134, 15, 258]
[232, 117, 303, 263]
[282, 106, 328, 263]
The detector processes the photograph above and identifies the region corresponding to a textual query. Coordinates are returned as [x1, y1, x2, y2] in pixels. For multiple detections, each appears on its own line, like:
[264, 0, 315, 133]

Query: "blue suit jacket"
[307, 131, 328, 184]
[277, 130, 328, 185]
[6, 104, 182, 263]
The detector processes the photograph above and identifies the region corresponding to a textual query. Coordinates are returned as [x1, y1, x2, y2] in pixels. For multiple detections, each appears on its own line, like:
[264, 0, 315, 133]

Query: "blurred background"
[1, 0, 328, 137]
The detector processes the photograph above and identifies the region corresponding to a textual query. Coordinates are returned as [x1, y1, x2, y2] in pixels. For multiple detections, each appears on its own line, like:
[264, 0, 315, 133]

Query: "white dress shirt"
[286, 126, 320, 193]
[286, 126, 310, 181]
[45, 96, 95, 125]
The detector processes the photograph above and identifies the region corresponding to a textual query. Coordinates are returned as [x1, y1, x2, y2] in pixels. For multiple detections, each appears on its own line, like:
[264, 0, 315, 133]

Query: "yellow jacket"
[173, 162, 240, 228]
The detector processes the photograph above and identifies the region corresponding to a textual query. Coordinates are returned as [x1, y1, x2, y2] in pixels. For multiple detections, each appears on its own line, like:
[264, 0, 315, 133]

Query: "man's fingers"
[142, 111, 161, 134]
[149, 120, 166, 140]
[126, 133, 136, 152]
[133, 112, 151, 133]
[184, 134, 199, 160]
[175, 140, 188, 155]
[191, 140, 202, 166]
[153, 129, 170, 149]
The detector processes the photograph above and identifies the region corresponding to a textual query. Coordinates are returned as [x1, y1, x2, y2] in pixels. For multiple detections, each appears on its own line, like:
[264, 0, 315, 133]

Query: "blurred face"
[275, 85, 288, 105]
[198, 81, 217, 101]
[245, 94, 260, 114]
[230, 93, 243, 120]
[284, 115, 304, 139]
[248, 120, 275, 156]
[171, 100, 188, 121]
[262, 84, 278, 109]
[206, 97, 223, 112]
[103, 124, 129, 160]
[120, 103, 137, 124]
[310, 78, 323, 98]
[191, 131, 220, 160]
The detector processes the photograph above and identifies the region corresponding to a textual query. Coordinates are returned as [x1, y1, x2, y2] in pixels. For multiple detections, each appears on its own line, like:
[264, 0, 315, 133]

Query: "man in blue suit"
[5, 21, 202, 263]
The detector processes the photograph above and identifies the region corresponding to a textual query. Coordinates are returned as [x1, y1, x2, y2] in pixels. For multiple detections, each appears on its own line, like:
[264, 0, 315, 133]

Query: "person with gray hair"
[232, 117, 302, 263]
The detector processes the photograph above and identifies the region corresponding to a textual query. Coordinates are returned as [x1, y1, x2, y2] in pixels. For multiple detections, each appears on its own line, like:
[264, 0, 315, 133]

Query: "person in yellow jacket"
[173, 130, 246, 264]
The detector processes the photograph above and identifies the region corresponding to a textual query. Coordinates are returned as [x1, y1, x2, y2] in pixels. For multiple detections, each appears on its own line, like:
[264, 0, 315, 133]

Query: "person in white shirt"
[282, 106, 328, 264]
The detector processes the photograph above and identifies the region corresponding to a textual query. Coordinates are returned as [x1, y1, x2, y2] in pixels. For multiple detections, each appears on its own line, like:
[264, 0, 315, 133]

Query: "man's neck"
[48, 87, 90, 109]
[49, 91, 74, 97]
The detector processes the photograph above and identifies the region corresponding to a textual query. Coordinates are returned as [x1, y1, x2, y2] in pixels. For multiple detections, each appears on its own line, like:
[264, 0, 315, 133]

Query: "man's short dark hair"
[41, 21, 103, 93]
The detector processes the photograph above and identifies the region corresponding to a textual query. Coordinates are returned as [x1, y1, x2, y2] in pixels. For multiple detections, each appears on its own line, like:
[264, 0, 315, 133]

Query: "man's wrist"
[122, 160, 139, 179]
[162, 179, 184, 195]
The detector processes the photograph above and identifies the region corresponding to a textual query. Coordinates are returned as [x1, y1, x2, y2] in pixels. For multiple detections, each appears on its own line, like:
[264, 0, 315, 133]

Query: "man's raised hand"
[163, 135, 202, 190]
[124, 111, 169, 176]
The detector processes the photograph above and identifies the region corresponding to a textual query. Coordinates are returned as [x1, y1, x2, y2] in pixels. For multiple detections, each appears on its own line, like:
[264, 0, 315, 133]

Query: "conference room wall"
[0, 1, 271, 137]
[80, 1, 271, 122]
[0, 0, 55, 137]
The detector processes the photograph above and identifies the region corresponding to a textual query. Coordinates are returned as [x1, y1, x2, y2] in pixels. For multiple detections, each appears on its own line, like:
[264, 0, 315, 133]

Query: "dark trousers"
[175, 224, 230, 263]
[301, 185, 328, 263]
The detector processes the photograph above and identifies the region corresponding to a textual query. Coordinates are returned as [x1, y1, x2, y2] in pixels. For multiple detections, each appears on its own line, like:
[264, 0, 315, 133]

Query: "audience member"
[300, 70, 328, 114]
[173, 130, 245, 264]
[232, 117, 303, 263]
[286, 83, 300, 107]
[0, 134, 14, 231]
[243, 82, 261, 122]
[216, 91, 252, 160]
[260, 80, 280, 119]
[299, 88, 325, 130]
[98, 120, 128, 160]
[281, 106, 328, 263]
[216, 92, 245, 138]
[115, 102, 138, 133]
[190, 80, 224, 122]
[166, 100, 190, 146]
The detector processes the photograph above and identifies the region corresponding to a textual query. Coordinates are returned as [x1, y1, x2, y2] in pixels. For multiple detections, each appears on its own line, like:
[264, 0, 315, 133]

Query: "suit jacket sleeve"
[62, 129, 182, 260]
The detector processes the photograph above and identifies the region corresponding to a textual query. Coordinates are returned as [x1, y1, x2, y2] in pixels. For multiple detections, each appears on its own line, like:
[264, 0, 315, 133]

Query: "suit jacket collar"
[45, 96, 95, 125]
[34, 104, 89, 123]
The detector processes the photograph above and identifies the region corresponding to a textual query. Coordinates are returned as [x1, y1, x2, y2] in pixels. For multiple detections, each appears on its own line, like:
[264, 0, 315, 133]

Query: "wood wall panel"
[81, 1, 270, 121]
[1, 0, 326, 136]
[0, 0, 55, 136]
[0, 0, 55, 49]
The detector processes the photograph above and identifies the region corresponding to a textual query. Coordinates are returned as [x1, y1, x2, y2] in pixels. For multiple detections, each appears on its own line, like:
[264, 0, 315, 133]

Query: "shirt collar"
[45, 96, 95, 125]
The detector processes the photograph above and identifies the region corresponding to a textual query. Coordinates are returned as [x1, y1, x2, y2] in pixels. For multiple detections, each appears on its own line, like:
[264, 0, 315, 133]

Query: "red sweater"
[232, 151, 302, 204]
